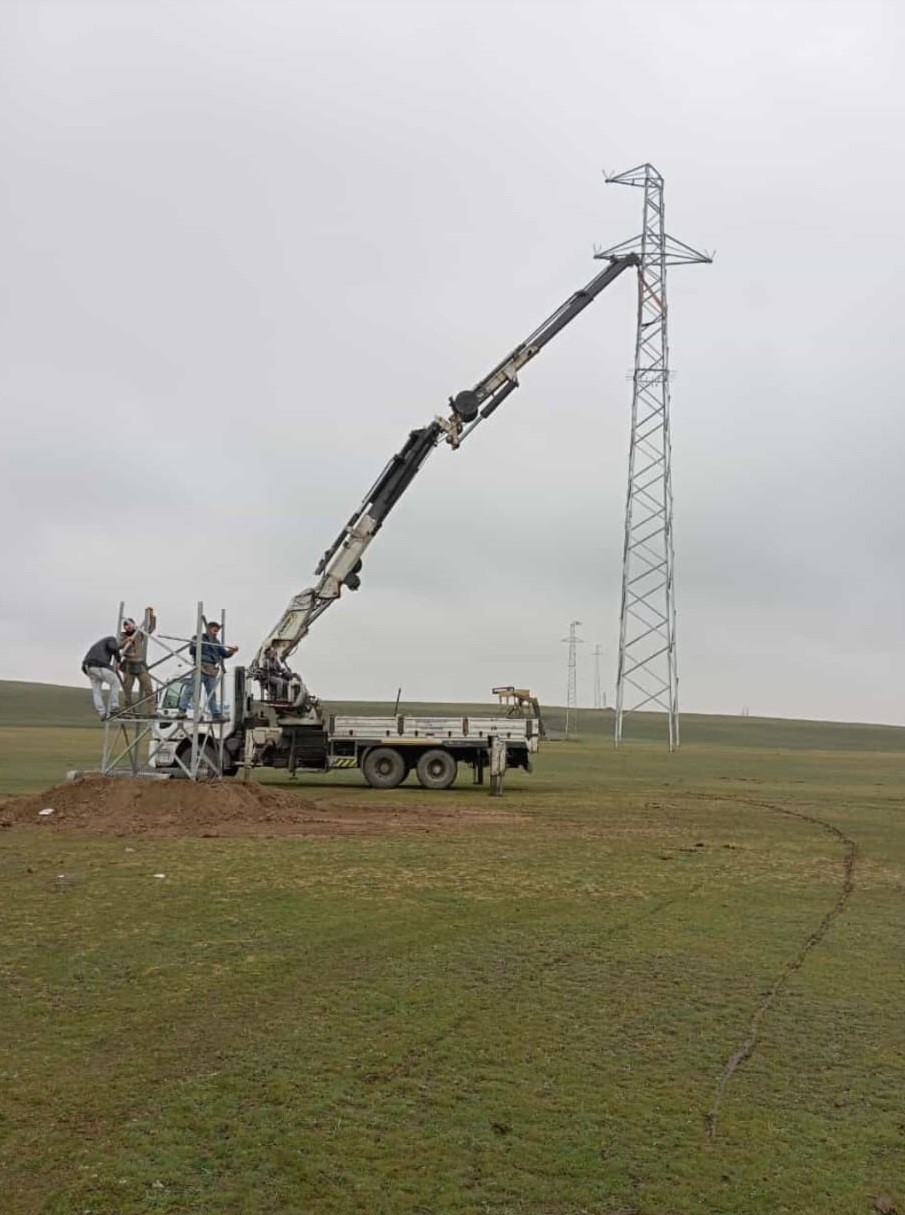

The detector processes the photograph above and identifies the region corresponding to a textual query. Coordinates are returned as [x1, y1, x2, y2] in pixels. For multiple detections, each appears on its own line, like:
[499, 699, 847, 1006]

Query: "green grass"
[1, 706, 904, 1213]
[0, 726, 99, 794]
[0, 681, 100, 727]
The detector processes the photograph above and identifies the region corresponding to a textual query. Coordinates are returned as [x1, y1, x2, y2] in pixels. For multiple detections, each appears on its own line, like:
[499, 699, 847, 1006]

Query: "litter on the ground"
[39, 808, 54, 816]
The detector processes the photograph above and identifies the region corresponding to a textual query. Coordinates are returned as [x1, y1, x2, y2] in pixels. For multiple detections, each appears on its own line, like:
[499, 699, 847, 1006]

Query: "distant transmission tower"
[597, 164, 711, 751]
[592, 644, 604, 710]
[562, 620, 583, 738]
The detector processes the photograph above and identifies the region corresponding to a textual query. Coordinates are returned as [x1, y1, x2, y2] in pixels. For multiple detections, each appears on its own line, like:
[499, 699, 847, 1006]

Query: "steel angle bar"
[594, 234, 644, 259]
[629, 510, 666, 534]
[630, 482, 665, 507]
[627, 539, 666, 566]
[626, 622, 665, 651]
[104, 723, 153, 774]
[146, 642, 192, 671]
[635, 421, 667, 445]
[622, 683, 670, 712]
[188, 602, 205, 779]
[623, 678, 670, 704]
[631, 520, 672, 548]
[216, 607, 227, 775]
[663, 233, 713, 264]
[625, 612, 668, 635]
[625, 605, 668, 630]
[625, 604, 668, 628]
[625, 593, 669, 620]
[622, 668, 670, 695]
[633, 462, 668, 487]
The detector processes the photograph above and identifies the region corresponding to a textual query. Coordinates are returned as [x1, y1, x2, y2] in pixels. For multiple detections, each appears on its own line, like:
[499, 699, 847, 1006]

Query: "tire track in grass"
[706, 798, 857, 1140]
[354, 873, 716, 1088]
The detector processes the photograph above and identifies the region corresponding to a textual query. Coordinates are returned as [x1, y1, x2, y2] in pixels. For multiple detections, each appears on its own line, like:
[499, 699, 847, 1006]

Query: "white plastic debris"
[39, 808, 54, 816]
[153, 873, 167, 879]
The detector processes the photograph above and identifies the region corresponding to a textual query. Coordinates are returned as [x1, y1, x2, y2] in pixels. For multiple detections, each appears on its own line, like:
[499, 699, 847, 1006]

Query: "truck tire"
[361, 746, 407, 789]
[175, 740, 221, 781]
[416, 748, 458, 791]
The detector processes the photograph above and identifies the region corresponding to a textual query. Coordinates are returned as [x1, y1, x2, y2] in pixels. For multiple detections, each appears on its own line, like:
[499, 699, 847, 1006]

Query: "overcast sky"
[1, 0, 903, 723]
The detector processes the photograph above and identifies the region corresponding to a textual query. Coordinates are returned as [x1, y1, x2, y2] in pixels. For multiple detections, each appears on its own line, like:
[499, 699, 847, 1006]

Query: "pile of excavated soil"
[0, 775, 524, 838]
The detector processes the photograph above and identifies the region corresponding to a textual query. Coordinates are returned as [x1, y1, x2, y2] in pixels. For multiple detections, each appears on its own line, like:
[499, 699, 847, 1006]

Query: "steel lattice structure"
[596, 164, 711, 750]
[98, 600, 231, 780]
[562, 620, 583, 738]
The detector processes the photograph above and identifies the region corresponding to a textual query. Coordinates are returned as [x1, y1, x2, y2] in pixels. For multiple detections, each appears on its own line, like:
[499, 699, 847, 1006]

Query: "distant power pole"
[596, 163, 711, 752]
[562, 620, 583, 738]
[593, 644, 604, 710]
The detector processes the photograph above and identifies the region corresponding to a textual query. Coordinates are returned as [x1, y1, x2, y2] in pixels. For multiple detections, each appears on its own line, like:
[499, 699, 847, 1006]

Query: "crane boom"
[253, 253, 639, 675]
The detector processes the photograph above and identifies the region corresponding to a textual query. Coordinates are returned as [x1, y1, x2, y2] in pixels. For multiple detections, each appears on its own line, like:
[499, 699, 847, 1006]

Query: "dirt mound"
[0, 775, 523, 838]
[1, 776, 310, 836]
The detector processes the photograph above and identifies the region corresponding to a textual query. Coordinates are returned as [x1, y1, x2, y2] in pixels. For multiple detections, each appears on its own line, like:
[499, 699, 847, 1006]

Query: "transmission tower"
[562, 620, 583, 738]
[596, 164, 711, 751]
[592, 644, 604, 710]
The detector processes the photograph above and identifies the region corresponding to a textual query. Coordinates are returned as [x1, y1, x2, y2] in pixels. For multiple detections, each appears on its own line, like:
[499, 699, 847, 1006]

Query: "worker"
[119, 607, 157, 717]
[260, 643, 292, 701]
[81, 634, 123, 720]
[177, 621, 238, 720]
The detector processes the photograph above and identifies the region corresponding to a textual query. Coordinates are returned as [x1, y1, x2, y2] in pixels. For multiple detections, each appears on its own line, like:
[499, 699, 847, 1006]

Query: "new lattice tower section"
[596, 164, 711, 750]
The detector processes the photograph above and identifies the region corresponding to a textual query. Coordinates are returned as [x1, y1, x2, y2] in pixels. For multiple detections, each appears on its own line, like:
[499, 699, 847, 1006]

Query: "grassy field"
[1, 695, 904, 1213]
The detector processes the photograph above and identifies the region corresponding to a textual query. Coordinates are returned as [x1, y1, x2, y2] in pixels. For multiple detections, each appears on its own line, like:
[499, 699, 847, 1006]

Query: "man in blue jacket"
[177, 621, 239, 720]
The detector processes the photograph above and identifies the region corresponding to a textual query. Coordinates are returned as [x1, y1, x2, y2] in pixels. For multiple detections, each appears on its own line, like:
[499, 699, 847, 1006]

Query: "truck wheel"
[176, 740, 221, 781]
[416, 748, 458, 791]
[361, 746, 407, 789]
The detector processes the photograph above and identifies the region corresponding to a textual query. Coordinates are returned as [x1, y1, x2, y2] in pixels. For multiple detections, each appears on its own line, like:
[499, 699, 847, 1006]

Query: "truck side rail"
[330, 715, 537, 742]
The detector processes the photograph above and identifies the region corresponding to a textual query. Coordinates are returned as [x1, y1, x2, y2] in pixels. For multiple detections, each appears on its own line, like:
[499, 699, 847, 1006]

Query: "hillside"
[2, 680, 904, 752]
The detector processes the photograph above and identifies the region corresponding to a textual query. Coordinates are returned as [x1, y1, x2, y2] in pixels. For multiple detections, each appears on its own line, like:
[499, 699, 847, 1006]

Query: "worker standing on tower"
[81, 633, 123, 720]
[177, 621, 238, 721]
[119, 607, 157, 717]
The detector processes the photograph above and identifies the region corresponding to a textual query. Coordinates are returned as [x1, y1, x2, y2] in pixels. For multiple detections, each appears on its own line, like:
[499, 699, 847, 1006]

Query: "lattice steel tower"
[562, 620, 583, 738]
[596, 164, 711, 750]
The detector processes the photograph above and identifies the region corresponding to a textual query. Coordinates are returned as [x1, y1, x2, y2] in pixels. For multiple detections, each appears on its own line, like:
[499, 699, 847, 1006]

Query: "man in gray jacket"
[81, 635, 122, 720]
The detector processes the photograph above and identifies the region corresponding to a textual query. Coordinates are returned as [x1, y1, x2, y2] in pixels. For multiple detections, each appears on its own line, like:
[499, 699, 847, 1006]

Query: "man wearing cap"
[119, 607, 157, 717]
[177, 621, 238, 720]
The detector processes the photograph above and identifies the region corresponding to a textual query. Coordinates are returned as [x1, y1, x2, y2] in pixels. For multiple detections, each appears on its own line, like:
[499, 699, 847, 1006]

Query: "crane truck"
[152, 252, 639, 788]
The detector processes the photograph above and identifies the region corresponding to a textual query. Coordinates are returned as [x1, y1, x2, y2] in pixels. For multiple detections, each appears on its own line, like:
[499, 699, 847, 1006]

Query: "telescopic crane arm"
[253, 253, 639, 674]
